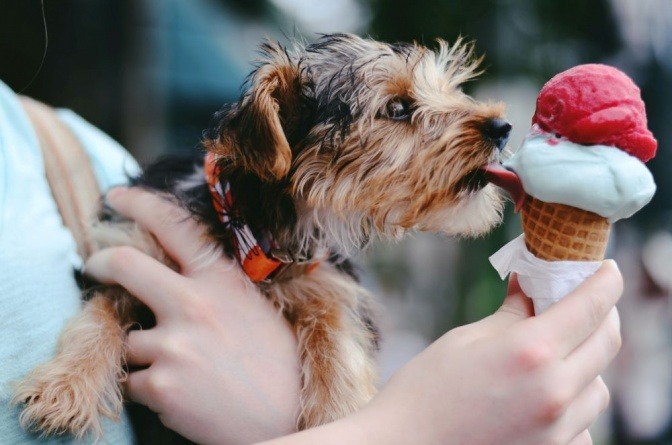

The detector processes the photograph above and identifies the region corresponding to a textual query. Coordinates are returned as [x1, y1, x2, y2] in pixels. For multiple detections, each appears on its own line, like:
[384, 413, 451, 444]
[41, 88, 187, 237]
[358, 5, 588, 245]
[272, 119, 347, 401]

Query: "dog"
[13, 33, 511, 439]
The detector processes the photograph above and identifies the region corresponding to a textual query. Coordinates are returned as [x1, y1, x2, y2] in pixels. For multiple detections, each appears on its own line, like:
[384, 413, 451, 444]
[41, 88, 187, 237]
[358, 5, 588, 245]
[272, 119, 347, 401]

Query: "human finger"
[478, 274, 534, 333]
[498, 273, 535, 321]
[533, 260, 622, 356]
[106, 187, 210, 270]
[126, 329, 157, 368]
[564, 308, 621, 393]
[555, 377, 609, 445]
[85, 246, 189, 320]
[125, 368, 162, 413]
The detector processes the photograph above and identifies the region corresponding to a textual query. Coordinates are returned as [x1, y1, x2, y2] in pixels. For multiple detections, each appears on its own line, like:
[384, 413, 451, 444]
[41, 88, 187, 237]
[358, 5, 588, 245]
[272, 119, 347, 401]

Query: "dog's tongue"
[481, 163, 526, 212]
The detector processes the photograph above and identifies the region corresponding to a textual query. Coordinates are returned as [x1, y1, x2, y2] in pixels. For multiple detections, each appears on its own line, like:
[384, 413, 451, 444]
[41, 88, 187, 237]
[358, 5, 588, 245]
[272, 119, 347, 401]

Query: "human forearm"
[254, 410, 379, 445]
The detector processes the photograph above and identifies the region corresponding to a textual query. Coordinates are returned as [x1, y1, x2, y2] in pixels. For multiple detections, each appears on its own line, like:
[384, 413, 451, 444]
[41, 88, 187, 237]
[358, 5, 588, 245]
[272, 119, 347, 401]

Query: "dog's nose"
[483, 118, 512, 151]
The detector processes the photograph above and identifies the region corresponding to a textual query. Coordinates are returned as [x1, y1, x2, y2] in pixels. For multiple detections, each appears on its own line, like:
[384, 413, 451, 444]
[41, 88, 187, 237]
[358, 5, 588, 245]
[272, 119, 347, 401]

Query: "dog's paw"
[12, 361, 123, 440]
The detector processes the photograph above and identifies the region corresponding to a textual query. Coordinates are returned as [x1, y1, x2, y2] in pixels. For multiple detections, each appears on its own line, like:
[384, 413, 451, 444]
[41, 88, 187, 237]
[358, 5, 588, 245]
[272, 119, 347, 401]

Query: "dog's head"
[205, 34, 510, 254]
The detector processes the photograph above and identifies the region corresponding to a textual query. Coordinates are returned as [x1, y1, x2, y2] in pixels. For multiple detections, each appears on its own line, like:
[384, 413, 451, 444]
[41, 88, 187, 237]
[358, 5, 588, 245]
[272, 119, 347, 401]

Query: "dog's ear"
[206, 42, 301, 181]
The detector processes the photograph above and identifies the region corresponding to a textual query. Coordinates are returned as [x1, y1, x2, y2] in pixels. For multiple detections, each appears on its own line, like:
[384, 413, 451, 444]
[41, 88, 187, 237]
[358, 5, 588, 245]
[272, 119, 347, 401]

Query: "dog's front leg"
[12, 287, 136, 440]
[272, 267, 378, 429]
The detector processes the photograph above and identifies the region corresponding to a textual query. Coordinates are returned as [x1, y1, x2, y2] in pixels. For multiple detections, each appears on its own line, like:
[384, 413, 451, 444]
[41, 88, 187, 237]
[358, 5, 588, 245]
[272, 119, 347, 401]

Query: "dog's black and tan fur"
[13, 33, 511, 439]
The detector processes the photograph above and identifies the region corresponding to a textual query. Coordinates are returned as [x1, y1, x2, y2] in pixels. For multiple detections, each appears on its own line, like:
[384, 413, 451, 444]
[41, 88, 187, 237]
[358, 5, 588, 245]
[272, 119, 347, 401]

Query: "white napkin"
[489, 235, 602, 314]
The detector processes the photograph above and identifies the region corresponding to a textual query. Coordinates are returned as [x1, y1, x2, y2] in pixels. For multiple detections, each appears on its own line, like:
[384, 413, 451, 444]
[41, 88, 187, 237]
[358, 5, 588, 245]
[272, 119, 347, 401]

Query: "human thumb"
[495, 273, 535, 322]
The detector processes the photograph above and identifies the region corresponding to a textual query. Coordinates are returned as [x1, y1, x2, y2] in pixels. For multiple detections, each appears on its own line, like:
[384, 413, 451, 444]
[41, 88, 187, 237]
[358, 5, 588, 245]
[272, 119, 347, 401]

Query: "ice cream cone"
[488, 64, 656, 314]
[521, 195, 610, 261]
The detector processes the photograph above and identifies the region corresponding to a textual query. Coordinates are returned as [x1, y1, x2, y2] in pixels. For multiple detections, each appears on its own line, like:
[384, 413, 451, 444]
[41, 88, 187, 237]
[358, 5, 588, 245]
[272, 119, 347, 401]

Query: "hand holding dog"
[85, 187, 301, 445]
[87, 187, 621, 445]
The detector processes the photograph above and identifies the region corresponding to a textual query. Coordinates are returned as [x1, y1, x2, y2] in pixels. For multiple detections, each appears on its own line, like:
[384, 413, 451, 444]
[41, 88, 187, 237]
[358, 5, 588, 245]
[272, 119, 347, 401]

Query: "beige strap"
[20, 96, 101, 260]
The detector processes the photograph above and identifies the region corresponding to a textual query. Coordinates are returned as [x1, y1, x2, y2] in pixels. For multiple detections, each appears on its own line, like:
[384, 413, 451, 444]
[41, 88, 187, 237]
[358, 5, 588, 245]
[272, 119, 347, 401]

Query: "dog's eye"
[385, 98, 411, 120]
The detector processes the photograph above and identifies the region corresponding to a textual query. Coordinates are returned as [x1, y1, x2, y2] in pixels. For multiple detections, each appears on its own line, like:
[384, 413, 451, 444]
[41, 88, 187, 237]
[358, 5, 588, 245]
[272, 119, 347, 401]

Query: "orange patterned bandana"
[204, 152, 282, 282]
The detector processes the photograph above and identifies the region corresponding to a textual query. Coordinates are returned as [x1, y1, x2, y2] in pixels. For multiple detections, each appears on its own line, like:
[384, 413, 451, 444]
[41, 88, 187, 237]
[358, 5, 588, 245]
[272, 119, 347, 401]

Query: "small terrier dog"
[14, 33, 511, 438]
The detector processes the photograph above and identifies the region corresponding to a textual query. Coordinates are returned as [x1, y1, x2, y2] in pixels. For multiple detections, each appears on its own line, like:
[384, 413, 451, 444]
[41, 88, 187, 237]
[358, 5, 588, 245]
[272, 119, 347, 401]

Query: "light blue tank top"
[0, 80, 139, 444]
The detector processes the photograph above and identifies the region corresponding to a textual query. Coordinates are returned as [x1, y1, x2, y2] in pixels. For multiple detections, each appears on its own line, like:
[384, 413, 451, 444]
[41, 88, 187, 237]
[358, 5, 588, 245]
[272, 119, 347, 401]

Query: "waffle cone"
[521, 196, 610, 261]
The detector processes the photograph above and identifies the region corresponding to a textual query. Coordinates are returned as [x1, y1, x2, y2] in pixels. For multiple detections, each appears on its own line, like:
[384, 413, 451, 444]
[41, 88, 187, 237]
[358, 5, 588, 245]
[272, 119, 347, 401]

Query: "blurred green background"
[2, 1, 671, 443]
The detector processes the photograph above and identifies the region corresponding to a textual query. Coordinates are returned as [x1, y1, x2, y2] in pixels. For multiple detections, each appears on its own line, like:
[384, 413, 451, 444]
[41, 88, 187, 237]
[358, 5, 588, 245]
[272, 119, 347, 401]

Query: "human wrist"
[347, 395, 419, 445]
[253, 406, 384, 445]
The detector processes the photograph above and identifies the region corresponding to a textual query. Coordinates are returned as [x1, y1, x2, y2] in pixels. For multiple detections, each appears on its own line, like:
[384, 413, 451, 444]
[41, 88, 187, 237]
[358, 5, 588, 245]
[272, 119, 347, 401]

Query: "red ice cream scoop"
[532, 64, 657, 162]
